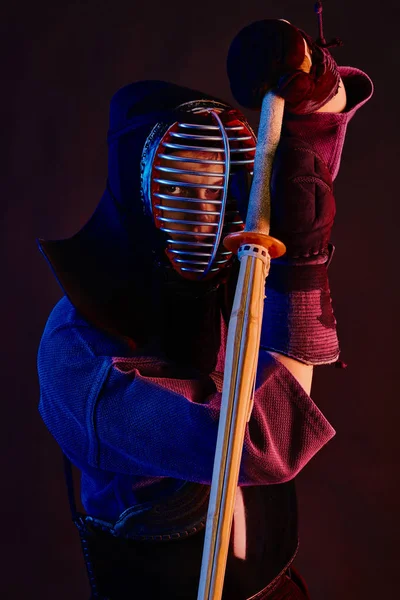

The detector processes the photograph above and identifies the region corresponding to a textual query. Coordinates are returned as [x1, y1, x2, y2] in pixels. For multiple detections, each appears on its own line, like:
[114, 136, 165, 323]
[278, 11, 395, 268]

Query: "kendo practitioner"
[37, 7, 373, 599]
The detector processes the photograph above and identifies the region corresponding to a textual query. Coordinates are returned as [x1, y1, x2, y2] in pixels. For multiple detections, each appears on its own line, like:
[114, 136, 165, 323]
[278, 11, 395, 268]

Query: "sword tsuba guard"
[223, 231, 286, 259]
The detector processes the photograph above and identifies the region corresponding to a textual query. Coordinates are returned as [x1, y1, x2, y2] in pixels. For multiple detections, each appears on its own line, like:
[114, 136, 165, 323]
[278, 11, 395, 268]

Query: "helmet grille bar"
[170, 132, 253, 142]
[175, 259, 213, 266]
[155, 206, 221, 215]
[155, 166, 227, 178]
[199, 110, 230, 276]
[154, 178, 224, 190]
[160, 228, 218, 237]
[178, 123, 244, 131]
[145, 104, 256, 280]
[157, 154, 226, 165]
[163, 142, 225, 153]
[155, 193, 223, 204]
[166, 239, 215, 247]
[162, 142, 256, 153]
[157, 217, 220, 227]
[170, 249, 231, 256]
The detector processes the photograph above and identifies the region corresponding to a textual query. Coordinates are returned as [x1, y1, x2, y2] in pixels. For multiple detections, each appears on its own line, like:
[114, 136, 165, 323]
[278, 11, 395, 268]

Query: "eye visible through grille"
[150, 108, 256, 280]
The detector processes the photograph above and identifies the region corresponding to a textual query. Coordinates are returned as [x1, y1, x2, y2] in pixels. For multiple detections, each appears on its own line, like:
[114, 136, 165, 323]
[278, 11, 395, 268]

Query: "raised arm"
[37, 300, 335, 486]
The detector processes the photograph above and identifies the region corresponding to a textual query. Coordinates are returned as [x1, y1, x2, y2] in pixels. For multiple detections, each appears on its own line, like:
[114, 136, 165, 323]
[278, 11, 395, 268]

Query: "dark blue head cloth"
[105, 80, 225, 256]
[37, 81, 234, 371]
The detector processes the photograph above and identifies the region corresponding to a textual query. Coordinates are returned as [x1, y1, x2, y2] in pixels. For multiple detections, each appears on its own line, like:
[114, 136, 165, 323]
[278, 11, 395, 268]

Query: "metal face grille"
[142, 103, 256, 281]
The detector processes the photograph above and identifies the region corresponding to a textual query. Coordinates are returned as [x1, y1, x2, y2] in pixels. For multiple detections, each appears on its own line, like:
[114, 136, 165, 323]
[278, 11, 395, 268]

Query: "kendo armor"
[140, 100, 256, 280]
[37, 81, 301, 600]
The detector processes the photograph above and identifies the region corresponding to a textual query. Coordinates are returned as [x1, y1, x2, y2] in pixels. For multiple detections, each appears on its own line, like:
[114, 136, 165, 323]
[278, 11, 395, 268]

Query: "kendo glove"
[227, 19, 341, 115]
[260, 136, 339, 365]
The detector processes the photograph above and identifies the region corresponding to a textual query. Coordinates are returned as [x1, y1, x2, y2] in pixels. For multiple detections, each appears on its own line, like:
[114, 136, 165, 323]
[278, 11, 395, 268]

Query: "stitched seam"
[88, 359, 114, 467]
[290, 175, 332, 192]
[292, 146, 322, 159]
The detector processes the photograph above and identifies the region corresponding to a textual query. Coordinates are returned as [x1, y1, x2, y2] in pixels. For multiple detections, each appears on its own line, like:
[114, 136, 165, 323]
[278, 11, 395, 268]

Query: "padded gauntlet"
[260, 136, 339, 365]
[227, 19, 341, 115]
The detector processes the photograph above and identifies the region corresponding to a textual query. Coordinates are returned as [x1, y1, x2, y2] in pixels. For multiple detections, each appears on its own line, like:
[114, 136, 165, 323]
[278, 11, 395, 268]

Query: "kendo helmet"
[38, 81, 256, 344]
[108, 82, 256, 283]
[139, 100, 256, 281]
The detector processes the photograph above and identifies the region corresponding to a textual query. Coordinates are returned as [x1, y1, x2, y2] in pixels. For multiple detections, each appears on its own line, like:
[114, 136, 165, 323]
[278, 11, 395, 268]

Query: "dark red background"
[2, 1, 399, 598]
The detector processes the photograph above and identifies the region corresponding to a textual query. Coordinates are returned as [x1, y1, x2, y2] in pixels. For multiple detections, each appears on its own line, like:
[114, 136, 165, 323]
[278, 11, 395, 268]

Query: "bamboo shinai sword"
[197, 90, 287, 600]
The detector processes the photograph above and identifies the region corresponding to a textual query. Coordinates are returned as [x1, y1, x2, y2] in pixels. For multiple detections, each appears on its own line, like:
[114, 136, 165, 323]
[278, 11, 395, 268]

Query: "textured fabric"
[37, 296, 335, 521]
[37, 65, 373, 599]
[76, 483, 299, 599]
[282, 67, 373, 180]
[277, 30, 341, 115]
[261, 261, 339, 365]
[264, 128, 338, 364]
[269, 135, 335, 259]
[37, 68, 372, 366]
[38, 296, 333, 597]
[37, 81, 253, 365]
[256, 66, 373, 365]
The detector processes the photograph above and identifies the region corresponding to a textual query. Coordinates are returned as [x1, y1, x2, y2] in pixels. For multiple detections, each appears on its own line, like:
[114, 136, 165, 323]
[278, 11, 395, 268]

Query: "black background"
[2, 1, 399, 598]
